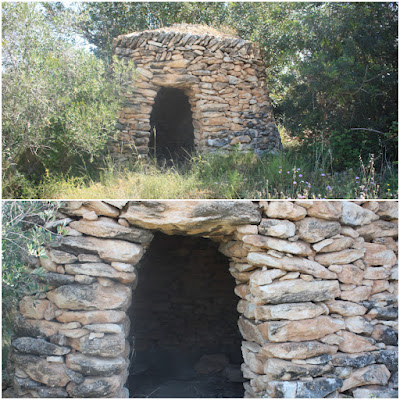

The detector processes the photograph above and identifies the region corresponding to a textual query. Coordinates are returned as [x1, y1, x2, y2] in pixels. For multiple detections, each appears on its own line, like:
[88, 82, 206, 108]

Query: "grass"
[3, 130, 398, 199]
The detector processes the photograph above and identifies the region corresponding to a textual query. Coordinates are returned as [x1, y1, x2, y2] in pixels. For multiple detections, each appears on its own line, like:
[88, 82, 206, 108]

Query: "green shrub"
[2, 3, 135, 188]
[2, 202, 64, 371]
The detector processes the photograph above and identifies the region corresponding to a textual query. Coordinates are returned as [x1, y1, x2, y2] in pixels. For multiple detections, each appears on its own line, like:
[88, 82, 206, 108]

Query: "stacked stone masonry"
[112, 24, 282, 159]
[6, 200, 398, 398]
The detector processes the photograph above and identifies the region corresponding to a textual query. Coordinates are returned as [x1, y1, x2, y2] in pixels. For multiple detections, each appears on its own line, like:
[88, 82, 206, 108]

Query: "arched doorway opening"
[127, 232, 244, 397]
[149, 88, 195, 163]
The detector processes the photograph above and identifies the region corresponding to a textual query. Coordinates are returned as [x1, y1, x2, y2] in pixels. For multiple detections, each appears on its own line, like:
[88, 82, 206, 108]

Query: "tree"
[228, 2, 398, 168]
[2, 2, 128, 196]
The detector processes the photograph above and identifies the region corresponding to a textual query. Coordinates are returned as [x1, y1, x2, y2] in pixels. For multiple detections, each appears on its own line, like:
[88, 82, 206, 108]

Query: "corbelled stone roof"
[114, 23, 255, 54]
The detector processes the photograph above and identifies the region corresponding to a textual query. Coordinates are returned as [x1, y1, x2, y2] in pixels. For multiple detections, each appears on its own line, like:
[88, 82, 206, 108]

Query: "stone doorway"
[149, 87, 195, 163]
[127, 232, 244, 398]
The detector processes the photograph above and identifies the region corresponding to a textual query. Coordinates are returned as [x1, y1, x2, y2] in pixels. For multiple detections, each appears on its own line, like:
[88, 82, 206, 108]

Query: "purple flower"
[297, 168, 301, 171]
[355, 176, 360, 180]
[293, 181, 297, 185]
[321, 173, 326, 177]
[287, 171, 290, 174]
[278, 171, 282, 174]
[299, 174, 303, 178]
[326, 185, 332, 191]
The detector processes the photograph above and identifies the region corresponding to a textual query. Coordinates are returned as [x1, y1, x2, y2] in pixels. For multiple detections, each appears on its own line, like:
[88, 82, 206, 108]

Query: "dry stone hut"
[5, 200, 398, 398]
[112, 24, 282, 161]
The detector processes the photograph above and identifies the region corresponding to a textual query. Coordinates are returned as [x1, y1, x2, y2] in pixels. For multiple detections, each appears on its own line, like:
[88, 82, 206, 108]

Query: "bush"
[2, 201, 64, 370]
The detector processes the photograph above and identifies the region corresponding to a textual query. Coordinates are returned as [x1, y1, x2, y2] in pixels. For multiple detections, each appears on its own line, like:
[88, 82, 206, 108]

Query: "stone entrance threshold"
[5, 200, 398, 398]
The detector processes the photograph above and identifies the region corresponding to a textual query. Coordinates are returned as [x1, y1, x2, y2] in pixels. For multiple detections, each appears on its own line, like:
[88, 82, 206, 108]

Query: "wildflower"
[321, 173, 326, 177]
[287, 171, 290, 174]
[355, 176, 360, 180]
[293, 181, 297, 185]
[299, 174, 303, 178]
[278, 170, 282, 174]
[297, 168, 301, 171]
[326, 185, 332, 191]
[45, 168, 49, 177]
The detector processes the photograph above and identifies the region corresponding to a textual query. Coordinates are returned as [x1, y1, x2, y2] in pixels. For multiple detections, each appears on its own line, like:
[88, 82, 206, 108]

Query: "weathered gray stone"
[260, 341, 338, 360]
[314, 237, 354, 253]
[344, 316, 373, 334]
[258, 218, 296, 238]
[69, 217, 154, 244]
[372, 324, 398, 345]
[266, 378, 343, 398]
[13, 376, 43, 392]
[47, 282, 131, 310]
[69, 333, 125, 357]
[10, 353, 71, 387]
[247, 253, 336, 279]
[307, 202, 342, 220]
[264, 358, 333, 380]
[66, 353, 127, 376]
[374, 349, 398, 371]
[83, 324, 123, 334]
[377, 201, 398, 220]
[356, 220, 398, 241]
[19, 297, 52, 320]
[315, 248, 365, 266]
[250, 279, 340, 304]
[238, 316, 265, 345]
[64, 263, 136, 284]
[352, 387, 399, 398]
[341, 364, 390, 392]
[363, 243, 397, 266]
[36, 386, 69, 398]
[61, 201, 120, 218]
[340, 285, 372, 302]
[331, 352, 375, 368]
[243, 235, 313, 256]
[251, 302, 328, 321]
[66, 374, 124, 397]
[266, 202, 307, 221]
[12, 337, 70, 356]
[14, 314, 62, 338]
[120, 201, 261, 236]
[36, 272, 75, 287]
[328, 264, 364, 285]
[59, 236, 144, 264]
[49, 249, 78, 264]
[340, 201, 379, 227]
[259, 316, 344, 342]
[249, 269, 286, 286]
[338, 330, 377, 353]
[295, 218, 341, 243]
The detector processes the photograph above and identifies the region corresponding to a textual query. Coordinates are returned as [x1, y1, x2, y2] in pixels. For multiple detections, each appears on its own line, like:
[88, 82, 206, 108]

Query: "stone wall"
[5, 200, 398, 398]
[112, 24, 282, 160]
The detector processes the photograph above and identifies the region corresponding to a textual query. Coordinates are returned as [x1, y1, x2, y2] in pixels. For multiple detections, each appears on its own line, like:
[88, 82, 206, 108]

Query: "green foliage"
[2, 3, 134, 196]
[2, 201, 63, 363]
[227, 2, 398, 168]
